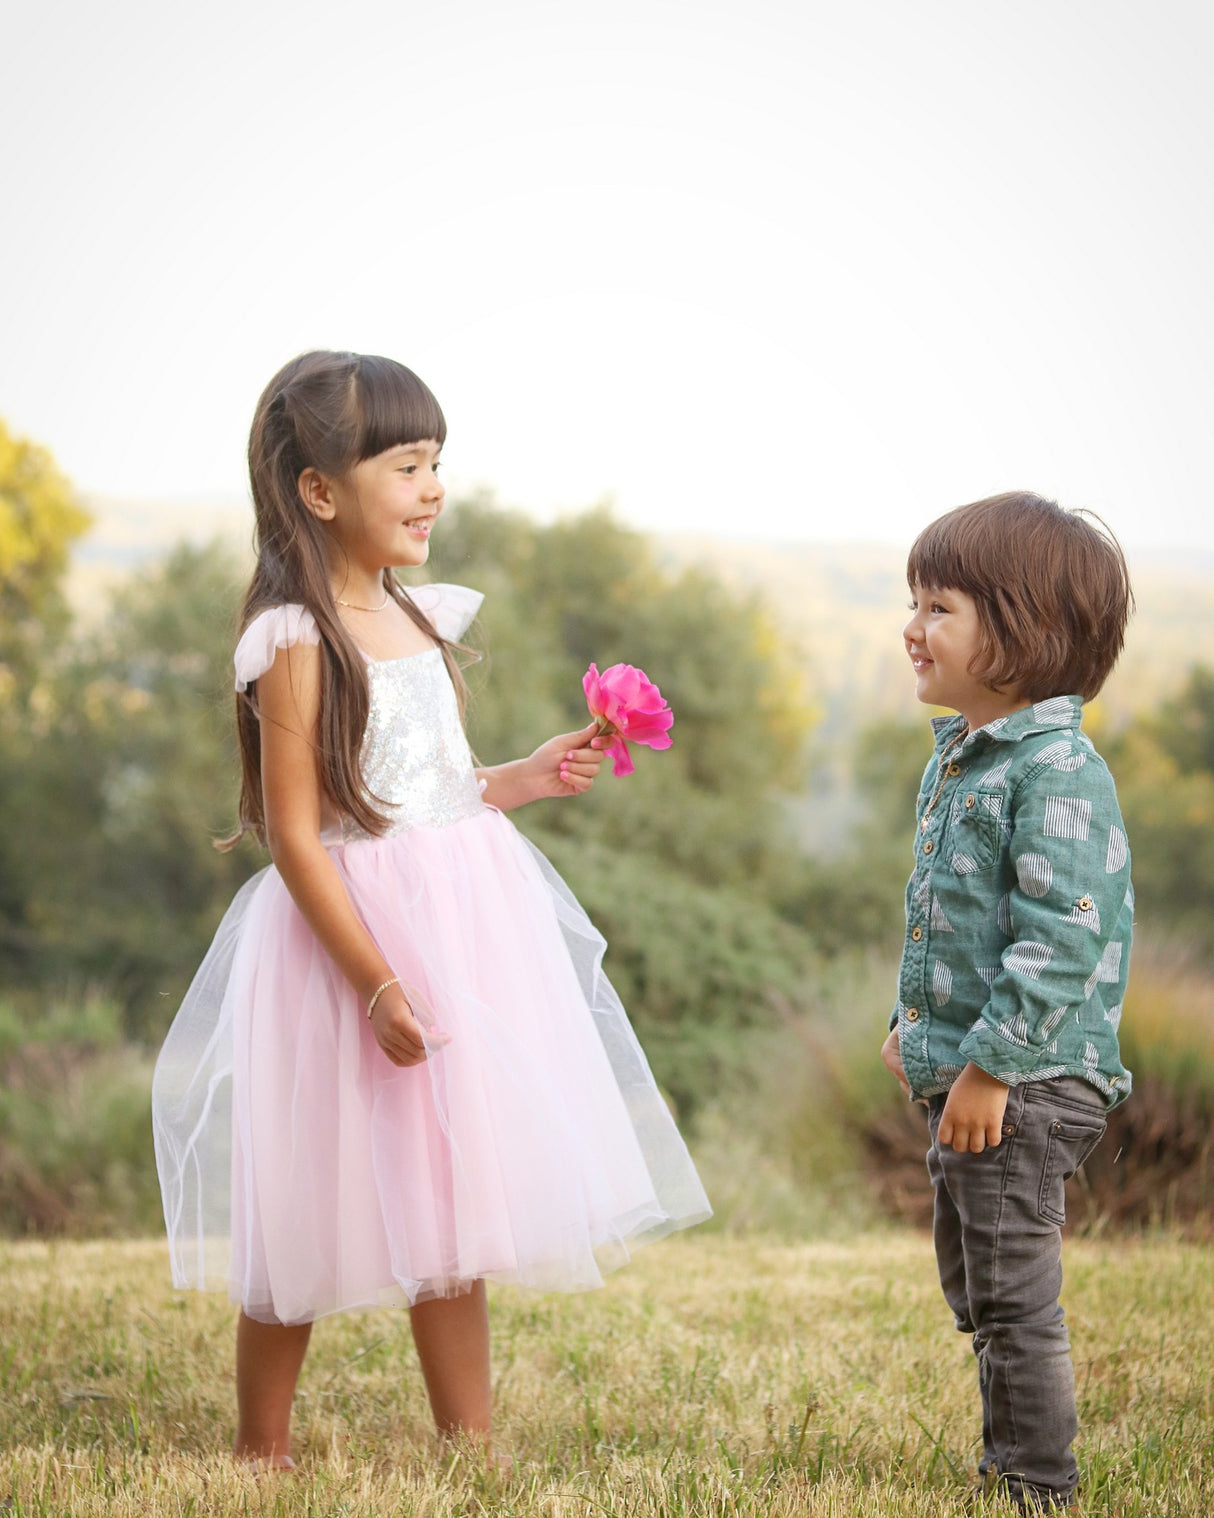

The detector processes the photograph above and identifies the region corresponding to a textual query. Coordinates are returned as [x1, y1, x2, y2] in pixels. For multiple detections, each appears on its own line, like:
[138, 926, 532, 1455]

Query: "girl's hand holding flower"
[475, 662, 672, 809]
[476, 721, 607, 809]
[535, 721, 608, 797]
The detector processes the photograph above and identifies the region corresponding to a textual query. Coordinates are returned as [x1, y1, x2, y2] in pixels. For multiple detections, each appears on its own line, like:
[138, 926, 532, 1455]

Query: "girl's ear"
[298, 467, 337, 521]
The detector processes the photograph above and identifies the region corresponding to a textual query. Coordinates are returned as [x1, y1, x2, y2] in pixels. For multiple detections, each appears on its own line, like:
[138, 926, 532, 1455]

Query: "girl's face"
[903, 582, 1026, 730]
[323, 439, 445, 573]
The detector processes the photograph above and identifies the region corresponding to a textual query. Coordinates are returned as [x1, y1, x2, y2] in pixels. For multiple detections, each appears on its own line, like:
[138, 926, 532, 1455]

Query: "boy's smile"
[903, 581, 1027, 730]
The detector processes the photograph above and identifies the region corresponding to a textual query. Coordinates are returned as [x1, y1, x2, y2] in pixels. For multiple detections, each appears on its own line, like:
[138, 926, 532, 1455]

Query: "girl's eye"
[400, 465, 416, 475]
[930, 602, 947, 614]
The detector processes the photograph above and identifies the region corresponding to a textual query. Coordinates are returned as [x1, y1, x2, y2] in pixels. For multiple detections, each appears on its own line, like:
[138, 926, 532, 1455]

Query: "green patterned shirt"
[893, 695, 1133, 1107]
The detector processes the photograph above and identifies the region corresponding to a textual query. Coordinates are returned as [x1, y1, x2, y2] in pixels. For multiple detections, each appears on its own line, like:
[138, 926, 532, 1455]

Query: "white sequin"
[338, 651, 485, 843]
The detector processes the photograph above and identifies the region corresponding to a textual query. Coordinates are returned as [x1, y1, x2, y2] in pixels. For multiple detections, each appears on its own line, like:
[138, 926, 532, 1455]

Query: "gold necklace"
[920, 729, 967, 832]
[336, 587, 391, 612]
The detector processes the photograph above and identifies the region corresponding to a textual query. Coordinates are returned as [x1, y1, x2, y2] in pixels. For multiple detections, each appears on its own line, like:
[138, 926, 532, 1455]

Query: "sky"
[2, 0, 1212, 550]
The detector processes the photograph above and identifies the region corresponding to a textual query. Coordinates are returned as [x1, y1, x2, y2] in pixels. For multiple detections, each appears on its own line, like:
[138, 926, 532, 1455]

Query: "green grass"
[2, 1232, 1212, 1515]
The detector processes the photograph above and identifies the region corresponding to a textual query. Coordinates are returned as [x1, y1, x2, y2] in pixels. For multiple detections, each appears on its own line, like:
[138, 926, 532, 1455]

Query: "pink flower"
[583, 662, 674, 777]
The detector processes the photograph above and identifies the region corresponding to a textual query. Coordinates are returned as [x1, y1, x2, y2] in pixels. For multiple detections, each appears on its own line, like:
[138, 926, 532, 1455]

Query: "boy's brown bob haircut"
[907, 491, 1133, 703]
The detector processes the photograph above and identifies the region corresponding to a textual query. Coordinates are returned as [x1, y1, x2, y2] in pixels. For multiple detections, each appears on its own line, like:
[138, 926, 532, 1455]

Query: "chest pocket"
[942, 788, 1005, 875]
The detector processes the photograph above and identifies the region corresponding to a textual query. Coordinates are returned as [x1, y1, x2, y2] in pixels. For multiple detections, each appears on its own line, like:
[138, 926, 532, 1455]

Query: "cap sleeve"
[233, 604, 321, 692]
[408, 582, 484, 642]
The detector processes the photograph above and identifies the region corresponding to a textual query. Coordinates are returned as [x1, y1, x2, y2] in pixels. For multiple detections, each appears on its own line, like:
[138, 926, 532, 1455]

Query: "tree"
[0, 419, 91, 699]
[426, 498, 816, 888]
[0, 541, 255, 1025]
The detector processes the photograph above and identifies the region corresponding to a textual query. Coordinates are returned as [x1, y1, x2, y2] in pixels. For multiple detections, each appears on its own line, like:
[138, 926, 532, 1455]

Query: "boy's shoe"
[969, 1469, 1076, 1511]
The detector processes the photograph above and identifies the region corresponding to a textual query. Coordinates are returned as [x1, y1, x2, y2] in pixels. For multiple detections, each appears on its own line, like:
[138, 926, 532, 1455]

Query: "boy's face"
[903, 582, 1027, 730]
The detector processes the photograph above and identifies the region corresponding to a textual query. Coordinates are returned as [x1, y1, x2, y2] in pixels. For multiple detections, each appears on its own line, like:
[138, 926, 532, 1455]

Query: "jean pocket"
[1039, 1114, 1107, 1226]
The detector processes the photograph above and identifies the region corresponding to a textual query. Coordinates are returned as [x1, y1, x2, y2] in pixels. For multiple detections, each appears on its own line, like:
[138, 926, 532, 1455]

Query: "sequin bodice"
[328, 649, 485, 845]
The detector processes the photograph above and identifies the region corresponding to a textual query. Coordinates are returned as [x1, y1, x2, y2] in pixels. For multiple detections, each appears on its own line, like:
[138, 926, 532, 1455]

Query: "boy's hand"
[937, 1063, 1010, 1153]
[881, 1028, 912, 1099]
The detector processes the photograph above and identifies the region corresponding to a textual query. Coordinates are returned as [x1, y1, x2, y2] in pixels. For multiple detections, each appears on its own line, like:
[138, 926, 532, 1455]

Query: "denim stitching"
[991, 1081, 1023, 1482]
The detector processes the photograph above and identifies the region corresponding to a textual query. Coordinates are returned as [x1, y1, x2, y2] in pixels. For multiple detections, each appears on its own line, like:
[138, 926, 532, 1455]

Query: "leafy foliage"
[0, 542, 255, 1022]
[430, 498, 814, 886]
[0, 995, 162, 1237]
[1104, 665, 1214, 957]
[0, 418, 91, 698]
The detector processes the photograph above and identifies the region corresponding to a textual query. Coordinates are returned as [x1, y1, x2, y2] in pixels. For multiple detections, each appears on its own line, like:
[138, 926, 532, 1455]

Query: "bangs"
[351, 354, 447, 461]
[906, 503, 1003, 597]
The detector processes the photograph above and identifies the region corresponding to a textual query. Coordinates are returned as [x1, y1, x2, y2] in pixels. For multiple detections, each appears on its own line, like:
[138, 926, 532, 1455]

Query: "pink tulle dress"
[152, 584, 710, 1326]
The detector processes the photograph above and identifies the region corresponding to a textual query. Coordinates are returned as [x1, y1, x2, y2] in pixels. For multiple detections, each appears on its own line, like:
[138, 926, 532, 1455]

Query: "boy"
[882, 492, 1133, 1509]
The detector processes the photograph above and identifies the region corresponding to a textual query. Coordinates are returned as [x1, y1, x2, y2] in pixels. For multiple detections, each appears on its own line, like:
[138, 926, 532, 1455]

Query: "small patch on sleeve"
[1016, 852, 1054, 899]
[1042, 796, 1092, 841]
[1005, 941, 1053, 979]
[1083, 940, 1123, 999]
[1106, 826, 1129, 873]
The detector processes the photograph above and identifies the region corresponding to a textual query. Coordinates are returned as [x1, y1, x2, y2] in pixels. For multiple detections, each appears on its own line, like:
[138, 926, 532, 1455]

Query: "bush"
[0, 994, 161, 1237]
[856, 942, 1214, 1235]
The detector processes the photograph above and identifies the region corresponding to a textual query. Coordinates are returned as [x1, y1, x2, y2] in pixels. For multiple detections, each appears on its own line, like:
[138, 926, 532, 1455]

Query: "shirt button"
[947, 763, 961, 777]
[964, 793, 976, 809]
[911, 926, 923, 942]
[923, 839, 935, 854]
[905, 1006, 921, 1022]
[1078, 896, 1093, 911]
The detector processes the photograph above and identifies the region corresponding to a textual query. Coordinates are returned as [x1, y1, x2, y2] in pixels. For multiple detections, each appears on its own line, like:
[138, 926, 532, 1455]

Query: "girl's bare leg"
[409, 1280, 492, 1437]
[234, 1310, 312, 1466]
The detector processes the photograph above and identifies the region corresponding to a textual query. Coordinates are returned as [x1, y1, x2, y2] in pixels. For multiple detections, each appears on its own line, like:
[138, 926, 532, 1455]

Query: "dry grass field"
[2, 1230, 1211, 1516]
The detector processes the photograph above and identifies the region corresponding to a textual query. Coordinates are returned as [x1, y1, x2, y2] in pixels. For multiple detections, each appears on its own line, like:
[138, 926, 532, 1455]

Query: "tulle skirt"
[152, 808, 710, 1325]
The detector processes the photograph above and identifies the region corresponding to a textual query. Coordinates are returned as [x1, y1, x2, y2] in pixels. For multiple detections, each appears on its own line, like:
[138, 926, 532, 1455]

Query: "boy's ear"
[298, 467, 336, 521]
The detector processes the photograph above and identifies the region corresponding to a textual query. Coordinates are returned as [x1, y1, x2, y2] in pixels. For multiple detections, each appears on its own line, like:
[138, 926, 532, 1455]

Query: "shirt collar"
[929, 694, 1084, 753]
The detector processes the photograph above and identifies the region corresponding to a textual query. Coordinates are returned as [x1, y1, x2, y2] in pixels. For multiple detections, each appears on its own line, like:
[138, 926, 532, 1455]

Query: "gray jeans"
[926, 1076, 1108, 1509]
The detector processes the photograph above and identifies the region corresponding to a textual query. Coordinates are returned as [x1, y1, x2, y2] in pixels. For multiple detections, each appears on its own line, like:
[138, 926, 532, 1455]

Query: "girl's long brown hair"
[222, 350, 470, 849]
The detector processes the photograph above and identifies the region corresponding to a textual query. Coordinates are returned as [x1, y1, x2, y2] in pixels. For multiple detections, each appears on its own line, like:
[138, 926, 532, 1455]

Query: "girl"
[881, 492, 1133, 1510]
[152, 350, 710, 1468]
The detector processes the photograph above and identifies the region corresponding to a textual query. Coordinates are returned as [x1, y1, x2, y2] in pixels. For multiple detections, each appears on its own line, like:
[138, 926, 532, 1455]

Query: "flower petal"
[606, 736, 634, 777]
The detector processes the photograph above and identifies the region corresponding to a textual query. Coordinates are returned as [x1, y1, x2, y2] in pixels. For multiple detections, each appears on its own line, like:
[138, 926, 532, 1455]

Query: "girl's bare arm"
[257, 642, 426, 1067]
[476, 721, 606, 810]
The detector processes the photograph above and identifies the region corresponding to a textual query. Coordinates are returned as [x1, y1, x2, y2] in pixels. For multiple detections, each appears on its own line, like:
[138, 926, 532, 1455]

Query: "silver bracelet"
[366, 976, 400, 1019]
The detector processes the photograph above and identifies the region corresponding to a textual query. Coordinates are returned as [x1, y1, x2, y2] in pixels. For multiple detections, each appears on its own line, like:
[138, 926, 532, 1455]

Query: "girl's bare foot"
[235, 1448, 297, 1473]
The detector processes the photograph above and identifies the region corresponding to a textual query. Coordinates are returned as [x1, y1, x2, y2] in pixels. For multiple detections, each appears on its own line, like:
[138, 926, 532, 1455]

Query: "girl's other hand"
[369, 984, 432, 1067]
